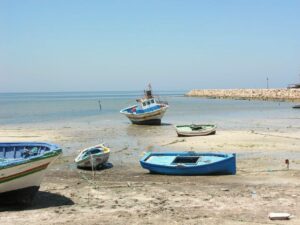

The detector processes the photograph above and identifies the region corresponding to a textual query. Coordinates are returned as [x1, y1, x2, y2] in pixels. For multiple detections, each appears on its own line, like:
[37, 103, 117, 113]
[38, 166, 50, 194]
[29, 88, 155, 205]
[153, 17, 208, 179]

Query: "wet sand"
[0, 120, 300, 225]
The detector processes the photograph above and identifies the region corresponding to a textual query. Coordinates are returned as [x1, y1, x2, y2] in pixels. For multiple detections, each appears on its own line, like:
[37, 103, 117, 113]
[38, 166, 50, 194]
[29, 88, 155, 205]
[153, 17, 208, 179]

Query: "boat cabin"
[120, 84, 168, 116]
[131, 97, 161, 114]
[139, 98, 157, 109]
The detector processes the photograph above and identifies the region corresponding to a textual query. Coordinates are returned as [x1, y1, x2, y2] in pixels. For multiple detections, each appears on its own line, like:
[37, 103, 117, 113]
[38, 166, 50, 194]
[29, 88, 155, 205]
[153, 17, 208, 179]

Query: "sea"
[0, 91, 299, 130]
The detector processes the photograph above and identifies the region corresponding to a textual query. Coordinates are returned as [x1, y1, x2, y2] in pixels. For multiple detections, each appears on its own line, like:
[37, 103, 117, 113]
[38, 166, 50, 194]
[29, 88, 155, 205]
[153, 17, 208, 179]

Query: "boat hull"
[177, 131, 216, 137]
[132, 119, 162, 125]
[121, 105, 168, 125]
[140, 152, 236, 175]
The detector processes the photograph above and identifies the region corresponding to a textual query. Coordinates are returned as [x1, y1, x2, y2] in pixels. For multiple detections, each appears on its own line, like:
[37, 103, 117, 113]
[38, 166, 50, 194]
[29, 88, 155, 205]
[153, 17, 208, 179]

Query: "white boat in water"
[0, 142, 62, 204]
[120, 85, 169, 125]
[75, 144, 110, 169]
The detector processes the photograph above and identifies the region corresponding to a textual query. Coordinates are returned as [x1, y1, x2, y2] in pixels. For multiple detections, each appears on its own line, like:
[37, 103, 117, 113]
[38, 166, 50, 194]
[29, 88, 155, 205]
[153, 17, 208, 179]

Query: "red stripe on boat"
[0, 163, 50, 182]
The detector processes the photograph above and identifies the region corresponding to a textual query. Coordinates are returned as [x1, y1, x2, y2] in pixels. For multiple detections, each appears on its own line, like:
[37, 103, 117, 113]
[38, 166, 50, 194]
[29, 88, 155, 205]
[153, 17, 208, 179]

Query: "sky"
[0, 0, 300, 92]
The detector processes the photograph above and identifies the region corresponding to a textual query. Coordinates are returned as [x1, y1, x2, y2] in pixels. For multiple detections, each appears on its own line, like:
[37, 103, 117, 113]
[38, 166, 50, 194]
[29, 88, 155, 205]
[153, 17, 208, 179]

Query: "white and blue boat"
[120, 85, 169, 125]
[0, 142, 62, 204]
[140, 151, 236, 175]
[75, 144, 110, 169]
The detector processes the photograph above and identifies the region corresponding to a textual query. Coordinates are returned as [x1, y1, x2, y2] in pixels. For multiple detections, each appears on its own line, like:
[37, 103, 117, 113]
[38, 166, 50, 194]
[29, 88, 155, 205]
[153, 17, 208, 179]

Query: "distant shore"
[185, 88, 300, 102]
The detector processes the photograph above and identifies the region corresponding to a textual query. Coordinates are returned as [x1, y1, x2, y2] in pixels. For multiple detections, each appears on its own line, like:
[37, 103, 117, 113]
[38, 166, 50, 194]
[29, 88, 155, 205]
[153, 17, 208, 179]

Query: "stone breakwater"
[185, 89, 300, 102]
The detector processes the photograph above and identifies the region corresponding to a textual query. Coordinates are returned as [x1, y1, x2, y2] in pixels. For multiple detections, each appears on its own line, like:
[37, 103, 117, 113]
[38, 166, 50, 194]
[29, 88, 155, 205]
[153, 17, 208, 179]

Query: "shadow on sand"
[126, 122, 173, 126]
[0, 191, 74, 212]
[160, 122, 173, 126]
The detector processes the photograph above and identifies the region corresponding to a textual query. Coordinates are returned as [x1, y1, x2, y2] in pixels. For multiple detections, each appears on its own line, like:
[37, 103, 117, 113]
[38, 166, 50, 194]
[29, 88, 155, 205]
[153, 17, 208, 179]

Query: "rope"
[252, 131, 300, 140]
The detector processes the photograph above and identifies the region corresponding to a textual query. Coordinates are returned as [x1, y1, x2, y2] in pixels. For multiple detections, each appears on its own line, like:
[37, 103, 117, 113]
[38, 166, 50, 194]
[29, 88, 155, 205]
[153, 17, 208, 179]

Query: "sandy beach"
[0, 118, 300, 225]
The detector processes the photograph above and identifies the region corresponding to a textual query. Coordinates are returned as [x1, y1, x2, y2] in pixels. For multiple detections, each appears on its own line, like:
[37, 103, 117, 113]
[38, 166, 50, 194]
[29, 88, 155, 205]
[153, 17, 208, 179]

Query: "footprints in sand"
[40, 179, 300, 225]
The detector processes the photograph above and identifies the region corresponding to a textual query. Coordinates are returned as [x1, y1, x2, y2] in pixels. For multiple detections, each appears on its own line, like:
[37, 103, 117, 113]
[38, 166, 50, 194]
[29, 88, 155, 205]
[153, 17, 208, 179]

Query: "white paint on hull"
[76, 153, 110, 168]
[0, 170, 46, 193]
[176, 128, 216, 136]
[0, 155, 60, 193]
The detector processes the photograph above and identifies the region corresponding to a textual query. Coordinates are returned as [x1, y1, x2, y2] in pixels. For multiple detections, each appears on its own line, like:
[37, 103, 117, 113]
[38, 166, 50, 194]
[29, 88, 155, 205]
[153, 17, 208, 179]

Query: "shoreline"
[185, 88, 300, 102]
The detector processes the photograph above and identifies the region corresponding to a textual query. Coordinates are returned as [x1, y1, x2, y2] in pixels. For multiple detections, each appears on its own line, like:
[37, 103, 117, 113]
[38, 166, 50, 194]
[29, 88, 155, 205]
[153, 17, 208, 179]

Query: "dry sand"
[0, 121, 300, 225]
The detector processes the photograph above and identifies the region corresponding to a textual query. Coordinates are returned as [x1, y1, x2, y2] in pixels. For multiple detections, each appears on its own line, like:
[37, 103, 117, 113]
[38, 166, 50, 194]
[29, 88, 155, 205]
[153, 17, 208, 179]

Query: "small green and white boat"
[175, 124, 217, 137]
[75, 144, 110, 169]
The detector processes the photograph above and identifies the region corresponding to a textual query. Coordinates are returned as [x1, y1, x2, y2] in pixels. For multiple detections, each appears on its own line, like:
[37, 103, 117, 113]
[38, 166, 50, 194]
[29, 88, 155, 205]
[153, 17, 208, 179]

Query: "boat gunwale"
[175, 124, 217, 129]
[74, 151, 110, 164]
[0, 142, 62, 170]
[120, 104, 168, 116]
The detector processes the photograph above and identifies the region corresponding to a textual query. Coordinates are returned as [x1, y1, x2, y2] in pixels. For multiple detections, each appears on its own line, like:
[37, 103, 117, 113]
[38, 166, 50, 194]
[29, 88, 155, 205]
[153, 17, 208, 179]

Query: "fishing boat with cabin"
[75, 144, 110, 169]
[120, 85, 169, 125]
[140, 151, 236, 175]
[0, 142, 62, 204]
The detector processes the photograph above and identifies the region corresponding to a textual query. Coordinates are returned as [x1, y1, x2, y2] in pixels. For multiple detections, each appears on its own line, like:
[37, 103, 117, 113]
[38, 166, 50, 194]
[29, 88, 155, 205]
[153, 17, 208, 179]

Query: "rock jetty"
[185, 89, 300, 102]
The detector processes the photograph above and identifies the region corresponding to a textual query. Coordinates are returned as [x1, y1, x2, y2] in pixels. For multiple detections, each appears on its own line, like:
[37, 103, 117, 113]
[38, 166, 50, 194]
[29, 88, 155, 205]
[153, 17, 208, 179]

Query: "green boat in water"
[175, 124, 217, 137]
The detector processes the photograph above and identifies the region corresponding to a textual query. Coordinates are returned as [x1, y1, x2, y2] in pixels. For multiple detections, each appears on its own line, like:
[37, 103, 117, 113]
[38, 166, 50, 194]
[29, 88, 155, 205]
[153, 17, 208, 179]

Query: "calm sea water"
[0, 91, 299, 130]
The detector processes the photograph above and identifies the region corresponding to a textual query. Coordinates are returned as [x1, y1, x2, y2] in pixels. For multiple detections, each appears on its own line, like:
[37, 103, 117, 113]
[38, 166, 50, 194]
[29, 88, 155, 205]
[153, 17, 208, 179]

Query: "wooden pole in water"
[98, 100, 102, 111]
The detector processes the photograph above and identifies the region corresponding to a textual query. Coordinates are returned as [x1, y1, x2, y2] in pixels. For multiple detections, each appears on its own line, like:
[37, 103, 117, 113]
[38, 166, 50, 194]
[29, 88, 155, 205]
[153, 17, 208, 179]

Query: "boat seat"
[21, 148, 31, 158]
[4, 148, 15, 159]
[14, 148, 23, 159]
[172, 156, 200, 164]
[0, 148, 4, 158]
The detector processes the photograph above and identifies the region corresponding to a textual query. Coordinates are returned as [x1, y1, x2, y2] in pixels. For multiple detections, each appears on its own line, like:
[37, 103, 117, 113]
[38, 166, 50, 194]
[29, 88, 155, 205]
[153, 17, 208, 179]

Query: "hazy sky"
[1, 0, 300, 92]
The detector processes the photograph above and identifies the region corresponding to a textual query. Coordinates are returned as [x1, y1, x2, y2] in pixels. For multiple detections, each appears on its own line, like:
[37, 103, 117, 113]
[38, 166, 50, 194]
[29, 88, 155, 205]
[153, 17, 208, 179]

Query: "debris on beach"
[221, 188, 230, 192]
[115, 145, 129, 153]
[163, 139, 186, 146]
[146, 145, 154, 151]
[251, 190, 257, 199]
[285, 159, 290, 170]
[268, 212, 292, 220]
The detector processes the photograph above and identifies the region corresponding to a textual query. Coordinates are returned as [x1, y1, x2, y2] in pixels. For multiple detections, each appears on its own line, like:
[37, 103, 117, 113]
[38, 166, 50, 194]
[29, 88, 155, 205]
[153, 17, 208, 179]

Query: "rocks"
[186, 89, 300, 102]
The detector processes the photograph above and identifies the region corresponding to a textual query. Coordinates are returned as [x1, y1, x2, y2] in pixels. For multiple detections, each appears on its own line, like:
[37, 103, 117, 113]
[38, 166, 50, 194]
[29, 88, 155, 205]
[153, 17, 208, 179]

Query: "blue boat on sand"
[140, 152, 236, 175]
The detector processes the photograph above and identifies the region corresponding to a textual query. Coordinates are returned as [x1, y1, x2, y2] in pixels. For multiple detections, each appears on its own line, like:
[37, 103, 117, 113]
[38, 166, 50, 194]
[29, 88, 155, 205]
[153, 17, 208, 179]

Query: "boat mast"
[145, 83, 153, 99]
